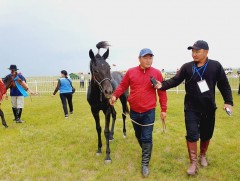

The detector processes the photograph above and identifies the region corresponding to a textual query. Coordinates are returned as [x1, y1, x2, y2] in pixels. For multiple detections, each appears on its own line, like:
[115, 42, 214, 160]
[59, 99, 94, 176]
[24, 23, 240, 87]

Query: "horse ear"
[89, 49, 95, 60]
[103, 48, 109, 60]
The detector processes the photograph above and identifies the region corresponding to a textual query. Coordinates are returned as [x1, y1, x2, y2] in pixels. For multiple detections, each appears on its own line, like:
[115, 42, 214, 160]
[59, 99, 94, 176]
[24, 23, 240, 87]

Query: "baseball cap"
[139, 48, 154, 57]
[187, 40, 209, 50]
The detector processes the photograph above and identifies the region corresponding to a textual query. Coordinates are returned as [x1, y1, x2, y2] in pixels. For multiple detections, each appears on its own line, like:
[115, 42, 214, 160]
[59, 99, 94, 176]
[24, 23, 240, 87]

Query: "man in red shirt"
[109, 48, 167, 177]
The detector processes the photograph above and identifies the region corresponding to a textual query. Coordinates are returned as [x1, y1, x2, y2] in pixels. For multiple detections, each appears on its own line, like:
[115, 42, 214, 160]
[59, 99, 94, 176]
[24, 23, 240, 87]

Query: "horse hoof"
[4, 125, 8, 128]
[123, 134, 126, 139]
[96, 150, 102, 156]
[109, 138, 114, 142]
[105, 159, 112, 164]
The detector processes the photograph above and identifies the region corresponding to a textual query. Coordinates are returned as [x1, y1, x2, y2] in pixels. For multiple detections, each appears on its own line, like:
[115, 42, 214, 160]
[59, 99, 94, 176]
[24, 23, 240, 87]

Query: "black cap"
[8, 64, 19, 70]
[187, 40, 209, 50]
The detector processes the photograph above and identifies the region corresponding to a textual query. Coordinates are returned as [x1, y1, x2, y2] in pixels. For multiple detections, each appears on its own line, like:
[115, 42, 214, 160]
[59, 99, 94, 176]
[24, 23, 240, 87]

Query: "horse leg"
[120, 95, 128, 138]
[92, 111, 102, 155]
[0, 108, 8, 128]
[104, 110, 112, 163]
[122, 112, 127, 138]
[109, 106, 116, 141]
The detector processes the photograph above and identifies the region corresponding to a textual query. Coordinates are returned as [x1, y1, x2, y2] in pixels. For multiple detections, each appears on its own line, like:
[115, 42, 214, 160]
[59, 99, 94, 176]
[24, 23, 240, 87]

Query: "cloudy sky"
[0, 0, 239, 77]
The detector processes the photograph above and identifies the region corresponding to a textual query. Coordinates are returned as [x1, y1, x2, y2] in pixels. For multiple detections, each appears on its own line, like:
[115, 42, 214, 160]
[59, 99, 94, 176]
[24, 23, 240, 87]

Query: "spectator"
[80, 73, 85, 88]
[4, 65, 35, 123]
[161, 69, 166, 80]
[52, 70, 73, 118]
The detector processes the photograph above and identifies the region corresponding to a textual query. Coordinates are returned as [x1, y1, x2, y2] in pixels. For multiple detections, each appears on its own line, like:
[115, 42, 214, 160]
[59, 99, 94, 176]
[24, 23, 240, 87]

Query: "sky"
[0, 0, 239, 77]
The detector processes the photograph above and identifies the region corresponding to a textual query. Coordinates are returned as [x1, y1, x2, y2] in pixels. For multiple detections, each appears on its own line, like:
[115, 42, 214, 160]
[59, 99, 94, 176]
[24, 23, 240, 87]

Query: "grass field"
[0, 92, 239, 181]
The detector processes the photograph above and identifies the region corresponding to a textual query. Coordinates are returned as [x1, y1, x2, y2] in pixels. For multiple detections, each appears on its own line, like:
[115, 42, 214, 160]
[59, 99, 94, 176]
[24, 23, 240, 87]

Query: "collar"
[138, 65, 151, 73]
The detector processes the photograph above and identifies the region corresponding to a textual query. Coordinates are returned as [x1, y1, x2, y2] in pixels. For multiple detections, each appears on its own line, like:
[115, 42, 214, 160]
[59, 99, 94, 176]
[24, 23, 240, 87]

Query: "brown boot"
[200, 140, 210, 167]
[186, 141, 198, 175]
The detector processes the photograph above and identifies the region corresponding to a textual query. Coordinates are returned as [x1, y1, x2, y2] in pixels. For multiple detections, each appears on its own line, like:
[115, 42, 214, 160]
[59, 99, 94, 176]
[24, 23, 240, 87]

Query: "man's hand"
[109, 96, 116, 106]
[155, 80, 162, 89]
[160, 112, 167, 121]
[161, 112, 167, 133]
[28, 89, 37, 95]
[223, 104, 233, 114]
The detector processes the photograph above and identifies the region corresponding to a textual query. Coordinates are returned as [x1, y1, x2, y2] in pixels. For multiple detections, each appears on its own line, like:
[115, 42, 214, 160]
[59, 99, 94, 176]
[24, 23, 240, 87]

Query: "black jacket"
[160, 59, 233, 113]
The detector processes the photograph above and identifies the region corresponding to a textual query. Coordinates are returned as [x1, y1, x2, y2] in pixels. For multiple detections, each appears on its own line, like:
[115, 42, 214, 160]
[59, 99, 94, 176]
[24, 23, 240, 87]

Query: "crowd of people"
[0, 40, 236, 178]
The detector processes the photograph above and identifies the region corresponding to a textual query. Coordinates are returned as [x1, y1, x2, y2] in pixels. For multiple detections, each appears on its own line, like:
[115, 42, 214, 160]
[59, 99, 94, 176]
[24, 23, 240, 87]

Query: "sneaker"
[70, 111, 73, 114]
[65, 114, 69, 118]
[16, 119, 24, 123]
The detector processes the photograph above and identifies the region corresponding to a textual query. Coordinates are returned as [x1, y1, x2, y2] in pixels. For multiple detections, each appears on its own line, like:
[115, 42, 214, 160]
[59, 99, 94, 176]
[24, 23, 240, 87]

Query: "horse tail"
[96, 41, 110, 49]
[125, 101, 129, 114]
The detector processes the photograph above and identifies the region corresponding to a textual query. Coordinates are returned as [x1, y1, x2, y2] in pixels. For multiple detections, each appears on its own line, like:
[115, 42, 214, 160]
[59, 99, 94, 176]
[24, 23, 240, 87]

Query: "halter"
[93, 76, 111, 92]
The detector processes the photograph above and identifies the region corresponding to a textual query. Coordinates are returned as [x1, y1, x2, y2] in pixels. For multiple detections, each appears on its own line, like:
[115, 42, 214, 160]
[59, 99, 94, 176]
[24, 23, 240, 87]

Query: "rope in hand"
[114, 101, 167, 133]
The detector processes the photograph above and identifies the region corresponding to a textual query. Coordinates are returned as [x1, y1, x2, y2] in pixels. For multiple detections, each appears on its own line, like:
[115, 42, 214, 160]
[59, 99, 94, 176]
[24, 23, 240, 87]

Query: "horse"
[87, 41, 129, 163]
[0, 76, 14, 128]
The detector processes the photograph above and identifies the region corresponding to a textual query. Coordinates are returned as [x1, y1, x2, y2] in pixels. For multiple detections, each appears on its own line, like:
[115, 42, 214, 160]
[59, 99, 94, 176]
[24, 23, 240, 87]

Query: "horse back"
[111, 71, 129, 114]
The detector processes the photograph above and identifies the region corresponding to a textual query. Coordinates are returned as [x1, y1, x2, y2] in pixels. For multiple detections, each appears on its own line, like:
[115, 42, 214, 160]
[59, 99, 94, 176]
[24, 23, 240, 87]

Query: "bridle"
[93, 76, 111, 93]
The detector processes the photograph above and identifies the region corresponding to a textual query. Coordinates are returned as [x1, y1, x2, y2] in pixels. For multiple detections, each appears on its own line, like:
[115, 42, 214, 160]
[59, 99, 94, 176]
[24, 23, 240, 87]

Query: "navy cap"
[139, 48, 154, 57]
[187, 40, 209, 50]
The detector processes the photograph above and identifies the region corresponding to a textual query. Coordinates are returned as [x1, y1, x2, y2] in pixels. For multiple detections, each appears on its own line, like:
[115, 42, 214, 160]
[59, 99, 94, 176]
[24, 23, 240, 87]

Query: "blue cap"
[187, 40, 209, 50]
[139, 48, 154, 57]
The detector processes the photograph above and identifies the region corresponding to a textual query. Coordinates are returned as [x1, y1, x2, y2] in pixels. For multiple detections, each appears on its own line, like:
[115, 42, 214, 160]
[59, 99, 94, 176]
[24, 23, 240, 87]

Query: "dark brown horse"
[0, 77, 14, 128]
[87, 41, 129, 163]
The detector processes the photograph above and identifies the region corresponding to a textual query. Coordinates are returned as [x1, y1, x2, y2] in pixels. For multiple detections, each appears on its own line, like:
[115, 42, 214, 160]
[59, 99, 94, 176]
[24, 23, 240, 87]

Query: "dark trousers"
[80, 81, 84, 88]
[60, 93, 73, 115]
[130, 109, 155, 144]
[185, 110, 216, 142]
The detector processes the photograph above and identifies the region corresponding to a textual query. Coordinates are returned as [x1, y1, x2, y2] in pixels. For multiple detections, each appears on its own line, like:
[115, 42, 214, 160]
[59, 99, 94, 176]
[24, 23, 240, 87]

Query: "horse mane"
[96, 41, 110, 49]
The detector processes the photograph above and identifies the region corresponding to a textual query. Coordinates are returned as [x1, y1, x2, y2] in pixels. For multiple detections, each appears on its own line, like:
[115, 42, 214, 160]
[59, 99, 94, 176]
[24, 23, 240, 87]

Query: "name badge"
[197, 79, 209, 93]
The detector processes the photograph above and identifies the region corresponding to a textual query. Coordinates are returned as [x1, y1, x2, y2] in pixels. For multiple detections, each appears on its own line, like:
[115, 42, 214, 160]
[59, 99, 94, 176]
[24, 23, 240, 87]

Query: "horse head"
[89, 47, 113, 99]
[2, 75, 14, 90]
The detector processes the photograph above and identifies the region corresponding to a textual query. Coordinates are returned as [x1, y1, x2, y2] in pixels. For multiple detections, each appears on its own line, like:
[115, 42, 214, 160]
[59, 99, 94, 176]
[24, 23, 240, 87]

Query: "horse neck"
[3, 76, 14, 90]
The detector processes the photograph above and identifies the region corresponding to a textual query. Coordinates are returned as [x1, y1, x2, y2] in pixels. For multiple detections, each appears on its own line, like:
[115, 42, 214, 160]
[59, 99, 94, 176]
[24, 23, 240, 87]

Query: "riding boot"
[141, 143, 152, 177]
[16, 108, 23, 123]
[12, 107, 18, 121]
[200, 140, 210, 167]
[186, 141, 198, 175]
[18, 108, 23, 120]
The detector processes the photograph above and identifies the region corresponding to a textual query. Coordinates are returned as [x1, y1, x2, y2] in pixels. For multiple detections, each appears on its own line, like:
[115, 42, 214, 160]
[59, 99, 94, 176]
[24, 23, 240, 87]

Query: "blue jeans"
[130, 109, 155, 144]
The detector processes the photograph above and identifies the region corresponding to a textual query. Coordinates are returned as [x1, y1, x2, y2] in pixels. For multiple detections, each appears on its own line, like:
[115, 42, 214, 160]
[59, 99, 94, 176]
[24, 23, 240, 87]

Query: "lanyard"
[194, 61, 209, 80]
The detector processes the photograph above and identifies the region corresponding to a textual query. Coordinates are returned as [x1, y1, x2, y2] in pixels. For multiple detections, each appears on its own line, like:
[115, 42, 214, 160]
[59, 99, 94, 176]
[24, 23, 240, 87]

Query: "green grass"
[0, 92, 239, 180]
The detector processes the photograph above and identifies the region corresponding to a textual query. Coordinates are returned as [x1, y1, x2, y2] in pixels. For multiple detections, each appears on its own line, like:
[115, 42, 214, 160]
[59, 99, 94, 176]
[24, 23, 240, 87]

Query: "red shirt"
[113, 66, 167, 113]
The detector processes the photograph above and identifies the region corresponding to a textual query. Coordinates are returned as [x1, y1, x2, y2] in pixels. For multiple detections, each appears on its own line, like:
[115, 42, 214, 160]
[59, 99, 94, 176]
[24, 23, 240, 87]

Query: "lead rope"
[114, 100, 166, 132]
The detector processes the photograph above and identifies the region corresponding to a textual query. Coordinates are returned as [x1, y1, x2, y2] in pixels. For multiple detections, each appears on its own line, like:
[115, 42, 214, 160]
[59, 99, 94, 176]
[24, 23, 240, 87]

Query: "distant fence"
[24, 75, 240, 95]
[26, 80, 89, 95]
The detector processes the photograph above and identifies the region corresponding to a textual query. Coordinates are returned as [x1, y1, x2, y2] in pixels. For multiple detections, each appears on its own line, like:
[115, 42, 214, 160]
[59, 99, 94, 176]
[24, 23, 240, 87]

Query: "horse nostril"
[105, 90, 112, 95]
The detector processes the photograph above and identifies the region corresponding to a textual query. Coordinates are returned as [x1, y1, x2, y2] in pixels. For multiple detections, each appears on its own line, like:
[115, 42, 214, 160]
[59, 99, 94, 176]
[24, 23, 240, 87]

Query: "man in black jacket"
[156, 40, 233, 175]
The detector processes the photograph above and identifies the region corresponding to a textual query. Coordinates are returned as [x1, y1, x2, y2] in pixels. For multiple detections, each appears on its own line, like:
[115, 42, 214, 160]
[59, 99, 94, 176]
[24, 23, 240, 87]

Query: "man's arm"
[216, 64, 233, 113]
